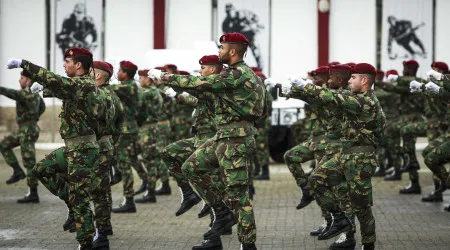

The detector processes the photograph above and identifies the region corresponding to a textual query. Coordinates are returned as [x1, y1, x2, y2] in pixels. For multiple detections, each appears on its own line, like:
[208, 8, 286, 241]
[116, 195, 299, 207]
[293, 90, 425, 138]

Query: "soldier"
[0, 70, 45, 203]
[149, 32, 264, 250]
[285, 63, 385, 250]
[7, 47, 104, 249]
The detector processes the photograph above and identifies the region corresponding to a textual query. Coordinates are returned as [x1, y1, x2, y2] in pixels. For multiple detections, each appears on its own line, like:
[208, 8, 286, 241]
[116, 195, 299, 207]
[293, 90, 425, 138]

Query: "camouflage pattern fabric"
[116, 134, 139, 198]
[254, 88, 273, 168]
[170, 101, 194, 142]
[284, 141, 314, 187]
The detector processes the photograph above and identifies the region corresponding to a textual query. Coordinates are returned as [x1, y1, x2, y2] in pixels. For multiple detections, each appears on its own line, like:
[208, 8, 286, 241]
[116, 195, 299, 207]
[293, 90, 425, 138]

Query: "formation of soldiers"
[1, 31, 448, 250]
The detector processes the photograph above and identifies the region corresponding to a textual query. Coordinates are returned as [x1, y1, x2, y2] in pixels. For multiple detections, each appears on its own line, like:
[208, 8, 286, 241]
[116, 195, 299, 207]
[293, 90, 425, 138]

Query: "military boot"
[384, 167, 395, 176]
[329, 232, 356, 250]
[444, 204, 450, 212]
[112, 197, 136, 213]
[77, 244, 93, 250]
[373, 166, 385, 177]
[384, 169, 401, 181]
[252, 162, 261, 177]
[198, 203, 211, 218]
[135, 188, 156, 203]
[109, 165, 122, 186]
[241, 243, 257, 250]
[155, 180, 171, 195]
[254, 164, 270, 180]
[105, 222, 113, 236]
[318, 212, 351, 240]
[296, 185, 314, 210]
[310, 216, 332, 236]
[134, 179, 148, 195]
[422, 180, 443, 202]
[63, 209, 76, 233]
[92, 229, 109, 250]
[208, 211, 232, 235]
[249, 184, 255, 200]
[204, 203, 237, 240]
[399, 179, 421, 194]
[175, 186, 201, 216]
[17, 186, 40, 203]
[361, 243, 374, 250]
[400, 154, 420, 173]
[192, 236, 223, 250]
[6, 164, 26, 184]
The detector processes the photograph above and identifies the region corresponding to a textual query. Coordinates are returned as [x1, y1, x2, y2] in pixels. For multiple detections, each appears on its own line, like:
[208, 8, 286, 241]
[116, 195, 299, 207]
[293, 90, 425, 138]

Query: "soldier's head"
[218, 33, 249, 65]
[328, 65, 351, 89]
[152, 66, 166, 85]
[386, 69, 398, 78]
[19, 70, 34, 89]
[138, 69, 152, 87]
[164, 64, 178, 74]
[118, 60, 137, 81]
[199, 55, 223, 77]
[375, 70, 385, 82]
[388, 16, 396, 26]
[311, 66, 329, 86]
[73, 2, 86, 21]
[402, 60, 419, 76]
[431, 61, 449, 74]
[348, 63, 376, 93]
[91, 61, 113, 86]
[63, 47, 93, 77]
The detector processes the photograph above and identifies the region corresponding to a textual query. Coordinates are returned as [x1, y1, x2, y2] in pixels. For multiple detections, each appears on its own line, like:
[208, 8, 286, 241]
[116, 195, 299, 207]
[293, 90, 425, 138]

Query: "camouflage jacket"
[255, 87, 273, 129]
[179, 95, 216, 135]
[381, 76, 425, 116]
[292, 84, 386, 149]
[137, 86, 163, 126]
[21, 60, 103, 141]
[164, 61, 265, 138]
[156, 84, 174, 121]
[97, 84, 124, 138]
[110, 79, 139, 134]
[0, 86, 45, 125]
[374, 86, 400, 120]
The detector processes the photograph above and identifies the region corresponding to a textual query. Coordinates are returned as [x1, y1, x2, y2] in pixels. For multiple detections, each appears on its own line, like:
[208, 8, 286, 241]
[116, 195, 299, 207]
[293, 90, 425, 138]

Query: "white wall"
[329, 0, 376, 66]
[435, 0, 450, 64]
[271, 0, 318, 80]
[0, 0, 46, 107]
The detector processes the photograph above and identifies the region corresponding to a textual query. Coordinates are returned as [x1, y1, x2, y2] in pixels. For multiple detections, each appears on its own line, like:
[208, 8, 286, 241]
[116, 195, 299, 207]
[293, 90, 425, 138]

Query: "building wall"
[435, 0, 450, 64]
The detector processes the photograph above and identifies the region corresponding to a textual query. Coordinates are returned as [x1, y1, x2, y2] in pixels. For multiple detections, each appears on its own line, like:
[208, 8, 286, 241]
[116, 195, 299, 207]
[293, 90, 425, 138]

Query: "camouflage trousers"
[116, 134, 140, 198]
[170, 115, 194, 142]
[284, 141, 314, 188]
[32, 145, 99, 246]
[290, 119, 310, 144]
[156, 122, 171, 182]
[422, 132, 450, 184]
[182, 136, 256, 244]
[255, 120, 270, 168]
[400, 121, 427, 181]
[92, 145, 113, 233]
[0, 125, 39, 187]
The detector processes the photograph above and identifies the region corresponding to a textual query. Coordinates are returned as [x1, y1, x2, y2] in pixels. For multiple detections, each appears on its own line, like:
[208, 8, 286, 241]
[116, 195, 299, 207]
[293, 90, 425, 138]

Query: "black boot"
[252, 162, 260, 177]
[109, 165, 122, 186]
[192, 236, 223, 250]
[296, 185, 314, 210]
[6, 164, 26, 184]
[135, 188, 157, 203]
[241, 243, 257, 250]
[17, 186, 40, 203]
[310, 216, 332, 236]
[318, 212, 351, 240]
[105, 222, 113, 236]
[134, 179, 148, 195]
[112, 197, 136, 213]
[155, 180, 171, 195]
[384, 167, 395, 176]
[77, 244, 93, 250]
[63, 210, 76, 233]
[204, 203, 237, 240]
[249, 184, 255, 200]
[400, 154, 420, 173]
[373, 166, 385, 177]
[384, 169, 401, 181]
[444, 205, 450, 212]
[175, 186, 201, 216]
[254, 165, 270, 180]
[422, 180, 443, 202]
[362, 243, 375, 250]
[399, 179, 421, 194]
[208, 211, 233, 235]
[328, 232, 356, 250]
[92, 230, 109, 250]
[198, 203, 211, 218]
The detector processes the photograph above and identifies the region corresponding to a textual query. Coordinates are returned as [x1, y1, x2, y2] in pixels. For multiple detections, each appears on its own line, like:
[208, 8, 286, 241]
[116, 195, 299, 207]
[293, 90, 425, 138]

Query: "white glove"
[306, 79, 313, 85]
[148, 68, 164, 81]
[387, 74, 398, 82]
[426, 69, 443, 81]
[291, 77, 309, 88]
[164, 87, 177, 98]
[180, 92, 190, 97]
[409, 80, 422, 93]
[264, 78, 275, 87]
[280, 82, 292, 95]
[30, 82, 44, 93]
[6, 58, 22, 69]
[424, 81, 440, 93]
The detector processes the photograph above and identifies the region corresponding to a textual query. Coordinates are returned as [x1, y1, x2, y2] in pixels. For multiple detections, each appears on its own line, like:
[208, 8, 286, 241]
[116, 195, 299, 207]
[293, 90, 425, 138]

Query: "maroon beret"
[177, 70, 190, 75]
[63, 47, 93, 58]
[351, 63, 376, 75]
[251, 67, 262, 72]
[329, 64, 351, 75]
[403, 60, 419, 68]
[386, 69, 398, 77]
[120, 60, 137, 71]
[93, 61, 113, 76]
[431, 61, 449, 72]
[328, 61, 341, 66]
[155, 66, 165, 71]
[311, 66, 330, 76]
[376, 70, 385, 77]
[138, 69, 150, 77]
[345, 62, 356, 68]
[164, 64, 177, 70]
[199, 55, 220, 65]
[219, 32, 249, 44]
[255, 71, 266, 78]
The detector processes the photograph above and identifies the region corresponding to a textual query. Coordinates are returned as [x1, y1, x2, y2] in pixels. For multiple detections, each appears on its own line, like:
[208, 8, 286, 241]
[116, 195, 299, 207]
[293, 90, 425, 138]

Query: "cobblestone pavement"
[0, 149, 449, 250]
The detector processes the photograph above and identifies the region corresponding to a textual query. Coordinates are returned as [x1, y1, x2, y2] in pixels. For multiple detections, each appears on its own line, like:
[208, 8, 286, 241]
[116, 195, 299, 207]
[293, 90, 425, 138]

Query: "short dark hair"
[230, 43, 248, 57]
[71, 55, 93, 72]
[214, 64, 224, 74]
[362, 74, 375, 85]
[122, 68, 136, 79]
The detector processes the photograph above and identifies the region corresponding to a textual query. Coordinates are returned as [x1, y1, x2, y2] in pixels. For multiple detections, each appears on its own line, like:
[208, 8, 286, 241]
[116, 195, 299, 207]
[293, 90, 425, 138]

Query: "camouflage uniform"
[0, 86, 45, 188]
[155, 84, 172, 183]
[253, 87, 273, 177]
[24, 60, 104, 247]
[164, 61, 265, 244]
[290, 104, 313, 144]
[170, 99, 195, 142]
[292, 83, 385, 245]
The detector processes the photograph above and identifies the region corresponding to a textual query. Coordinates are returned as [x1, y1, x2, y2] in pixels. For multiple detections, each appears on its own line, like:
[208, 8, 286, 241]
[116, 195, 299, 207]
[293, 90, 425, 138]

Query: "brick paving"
[0, 148, 449, 250]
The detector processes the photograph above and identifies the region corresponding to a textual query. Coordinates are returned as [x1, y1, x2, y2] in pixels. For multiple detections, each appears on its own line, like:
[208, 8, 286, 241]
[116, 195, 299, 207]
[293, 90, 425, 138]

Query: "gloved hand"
[291, 77, 308, 88]
[30, 82, 44, 93]
[424, 81, 440, 93]
[306, 79, 313, 85]
[426, 69, 443, 81]
[387, 74, 398, 82]
[164, 87, 177, 97]
[409, 80, 422, 93]
[264, 78, 275, 87]
[6, 58, 22, 69]
[180, 92, 190, 97]
[281, 82, 292, 95]
[148, 68, 165, 81]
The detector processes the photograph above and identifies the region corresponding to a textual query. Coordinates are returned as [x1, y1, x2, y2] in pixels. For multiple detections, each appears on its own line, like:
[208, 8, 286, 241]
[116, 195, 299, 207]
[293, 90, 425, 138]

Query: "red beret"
[164, 64, 177, 70]
[138, 69, 149, 77]
[93, 61, 113, 76]
[376, 70, 385, 76]
[311, 66, 329, 76]
[219, 32, 249, 44]
[386, 69, 398, 77]
[351, 63, 376, 75]
[403, 60, 419, 68]
[251, 67, 262, 72]
[199, 55, 220, 65]
[328, 61, 341, 66]
[329, 64, 351, 75]
[177, 70, 190, 75]
[155, 66, 165, 71]
[345, 62, 356, 68]
[431, 61, 449, 72]
[120, 60, 138, 71]
[255, 71, 266, 78]
[63, 47, 93, 58]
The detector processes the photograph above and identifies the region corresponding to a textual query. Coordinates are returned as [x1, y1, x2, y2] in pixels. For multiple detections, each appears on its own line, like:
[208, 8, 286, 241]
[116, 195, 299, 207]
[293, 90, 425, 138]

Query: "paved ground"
[0, 148, 449, 250]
